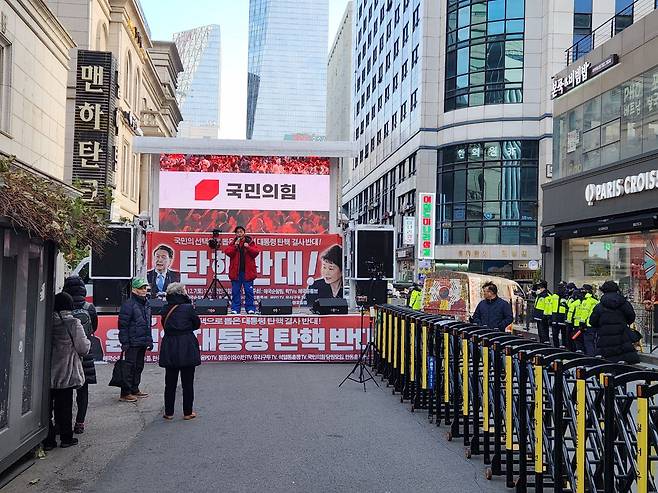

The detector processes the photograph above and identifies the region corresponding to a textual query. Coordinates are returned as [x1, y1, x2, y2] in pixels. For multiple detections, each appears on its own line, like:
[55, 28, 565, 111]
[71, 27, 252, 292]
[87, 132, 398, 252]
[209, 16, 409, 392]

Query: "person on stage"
[223, 226, 260, 314]
[147, 244, 180, 299]
[305, 244, 343, 306]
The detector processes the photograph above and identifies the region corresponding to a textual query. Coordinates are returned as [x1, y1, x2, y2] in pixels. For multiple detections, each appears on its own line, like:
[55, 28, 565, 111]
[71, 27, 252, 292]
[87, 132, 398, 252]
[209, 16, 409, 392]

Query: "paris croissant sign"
[585, 169, 658, 206]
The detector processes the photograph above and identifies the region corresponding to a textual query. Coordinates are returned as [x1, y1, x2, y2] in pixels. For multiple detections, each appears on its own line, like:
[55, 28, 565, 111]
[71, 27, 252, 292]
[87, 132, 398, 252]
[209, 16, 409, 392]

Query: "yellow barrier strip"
[505, 354, 513, 451]
[443, 332, 449, 403]
[386, 316, 390, 363]
[482, 346, 489, 432]
[376, 310, 382, 351]
[462, 338, 469, 417]
[382, 313, 388, 359]
[421, 324, 428, 389]
[410, 321, 416, 382]
[534, 364, 543, 473]
[576, 378, 586, 493]
[393, 316, 398, 369]
[637, 395, 649, 493]
[400, 319, 407, 375]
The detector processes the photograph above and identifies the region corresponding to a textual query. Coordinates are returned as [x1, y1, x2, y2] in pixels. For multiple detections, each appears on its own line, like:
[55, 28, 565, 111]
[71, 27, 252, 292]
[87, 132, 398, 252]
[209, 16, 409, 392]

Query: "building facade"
[544, 7, 658, 312]
[47, 0, 183, 221]
[327, 1, 353, 144]
[174, 25, 221, 139]
[0, 0, 75, 474]
[247, 0, 328, 140]
[342, 0, 630, 285]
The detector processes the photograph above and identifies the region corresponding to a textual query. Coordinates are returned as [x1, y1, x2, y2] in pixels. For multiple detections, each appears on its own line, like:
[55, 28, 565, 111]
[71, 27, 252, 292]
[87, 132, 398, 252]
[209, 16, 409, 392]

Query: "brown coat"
[50, 311, 90, 389]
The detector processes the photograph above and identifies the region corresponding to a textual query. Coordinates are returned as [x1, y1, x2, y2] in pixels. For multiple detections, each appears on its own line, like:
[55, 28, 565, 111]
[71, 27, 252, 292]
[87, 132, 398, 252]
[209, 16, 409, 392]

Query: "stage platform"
[97, 312, 371, 363]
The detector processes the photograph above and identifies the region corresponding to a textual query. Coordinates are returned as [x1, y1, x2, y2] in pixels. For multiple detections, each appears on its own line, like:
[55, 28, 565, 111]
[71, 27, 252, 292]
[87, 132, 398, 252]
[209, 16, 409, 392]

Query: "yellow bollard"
[637, 384, 649, 493]
[393, 315, 398, 370]
[534, 361, 543, 474]
[576, 370, 586, 493]
[444, 331, 450, 404]
[505, 354, 513, 452]
[421, 323, 428, 389]
[387, 313, 393, 364]
[400, 318, 406, 375]
[410, 320, 416, 382]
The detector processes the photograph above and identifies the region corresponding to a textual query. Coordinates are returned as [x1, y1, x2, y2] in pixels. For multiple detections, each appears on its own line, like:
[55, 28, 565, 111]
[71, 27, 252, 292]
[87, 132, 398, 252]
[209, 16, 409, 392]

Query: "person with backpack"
[63, 275, 98, 434]
[43, 292, 90, 450]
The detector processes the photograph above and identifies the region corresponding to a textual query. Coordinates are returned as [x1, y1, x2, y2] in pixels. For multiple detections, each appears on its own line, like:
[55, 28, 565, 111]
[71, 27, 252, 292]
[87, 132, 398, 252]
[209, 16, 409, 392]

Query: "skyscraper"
[174, 25, 221, 139]
[247, 0, 328, 140]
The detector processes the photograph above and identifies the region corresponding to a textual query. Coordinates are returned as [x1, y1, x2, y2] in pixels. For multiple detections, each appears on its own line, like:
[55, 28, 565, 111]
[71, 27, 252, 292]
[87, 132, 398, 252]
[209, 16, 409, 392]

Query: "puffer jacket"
[159, 293, 201, 369]
[63, 276, 98, 384]
[50, 311, 90, 389]
[589, 292, 639, 364]
[118, 295, 153, 348]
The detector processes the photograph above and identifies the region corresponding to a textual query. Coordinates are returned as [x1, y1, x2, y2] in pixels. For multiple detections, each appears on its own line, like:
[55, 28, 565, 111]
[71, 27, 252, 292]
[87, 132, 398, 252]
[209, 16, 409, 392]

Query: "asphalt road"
[88, 363, 505, 493]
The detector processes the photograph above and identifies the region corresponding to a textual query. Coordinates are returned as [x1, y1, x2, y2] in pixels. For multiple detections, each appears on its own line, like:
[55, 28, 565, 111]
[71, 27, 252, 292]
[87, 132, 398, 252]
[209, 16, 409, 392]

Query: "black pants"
[46, 388, 74, 444]
[121, 346, 147, 396]
[76, 383, 89, 424]
[551, 323, 566, 348]
[164, 367, 196, 416]
[537, 319, 550, 344]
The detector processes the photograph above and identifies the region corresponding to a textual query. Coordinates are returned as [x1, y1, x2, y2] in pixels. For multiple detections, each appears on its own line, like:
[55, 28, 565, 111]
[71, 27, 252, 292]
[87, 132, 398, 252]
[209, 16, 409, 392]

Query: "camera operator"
[223, 226, 260, 314]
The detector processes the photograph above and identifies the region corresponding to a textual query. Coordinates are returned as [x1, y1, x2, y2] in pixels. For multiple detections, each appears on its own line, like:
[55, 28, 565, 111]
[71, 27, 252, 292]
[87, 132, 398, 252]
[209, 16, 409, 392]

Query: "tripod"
[203, 244, 231, 301]
[339, 293, 380, 392]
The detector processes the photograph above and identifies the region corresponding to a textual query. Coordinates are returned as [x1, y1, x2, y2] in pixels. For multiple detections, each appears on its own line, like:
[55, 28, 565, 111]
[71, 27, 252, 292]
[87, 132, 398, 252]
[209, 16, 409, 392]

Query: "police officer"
[533, 280, 551, 344]
[408, 283, 422, 311]
[549, 282, 570, 347]
[575, 284, 599, 355]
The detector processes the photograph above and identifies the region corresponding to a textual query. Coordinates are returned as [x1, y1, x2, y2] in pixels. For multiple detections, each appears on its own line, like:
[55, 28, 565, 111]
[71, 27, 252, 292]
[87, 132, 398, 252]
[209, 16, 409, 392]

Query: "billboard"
[147, 232, 344, 306]
[158, 154, 331, 233]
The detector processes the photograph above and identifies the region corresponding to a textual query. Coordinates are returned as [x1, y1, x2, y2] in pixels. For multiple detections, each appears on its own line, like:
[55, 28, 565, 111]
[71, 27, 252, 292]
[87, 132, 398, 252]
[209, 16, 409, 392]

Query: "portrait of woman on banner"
[305, 244, 343, 306]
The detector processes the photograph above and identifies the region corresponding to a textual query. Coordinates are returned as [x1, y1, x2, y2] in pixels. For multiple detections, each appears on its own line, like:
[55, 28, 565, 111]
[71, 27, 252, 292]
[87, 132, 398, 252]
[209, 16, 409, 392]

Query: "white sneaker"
[247, 310, 256, 314]
[230, 310, 239, 314]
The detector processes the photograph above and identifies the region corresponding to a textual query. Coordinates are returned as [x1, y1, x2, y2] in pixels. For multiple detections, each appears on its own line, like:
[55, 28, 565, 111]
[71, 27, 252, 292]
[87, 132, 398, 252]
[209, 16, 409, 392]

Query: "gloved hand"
[146, 343, 154, 351]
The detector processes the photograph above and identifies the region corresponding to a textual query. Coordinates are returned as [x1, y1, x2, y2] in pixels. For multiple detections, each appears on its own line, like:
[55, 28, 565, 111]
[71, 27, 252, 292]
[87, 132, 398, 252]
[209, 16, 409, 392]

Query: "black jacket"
[118, 295, 153, 348]
[472, 296, 514, 331]
[589, 292, 639, 364]
[305, 278, 343, 307]
[63, 276, 98, 384]
[147, 269, 181, 298]
[159, 293, 201, 369]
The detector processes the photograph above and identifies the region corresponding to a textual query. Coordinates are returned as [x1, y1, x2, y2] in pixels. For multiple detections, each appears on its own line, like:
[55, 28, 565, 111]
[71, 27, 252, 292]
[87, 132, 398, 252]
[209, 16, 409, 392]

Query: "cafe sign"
[585, 169, 658, 206]
[418, 193, 435, 260]
[73, 50, 118, 213]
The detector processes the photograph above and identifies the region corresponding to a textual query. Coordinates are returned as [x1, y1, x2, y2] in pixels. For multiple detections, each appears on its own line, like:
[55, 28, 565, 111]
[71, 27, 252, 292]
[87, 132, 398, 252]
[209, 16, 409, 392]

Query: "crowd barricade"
[371, 305, 658, 493]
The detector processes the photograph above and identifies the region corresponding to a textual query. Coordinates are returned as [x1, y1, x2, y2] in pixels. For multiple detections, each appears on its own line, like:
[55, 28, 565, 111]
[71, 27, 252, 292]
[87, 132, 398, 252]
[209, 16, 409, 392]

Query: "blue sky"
[140, 0, 350, 139]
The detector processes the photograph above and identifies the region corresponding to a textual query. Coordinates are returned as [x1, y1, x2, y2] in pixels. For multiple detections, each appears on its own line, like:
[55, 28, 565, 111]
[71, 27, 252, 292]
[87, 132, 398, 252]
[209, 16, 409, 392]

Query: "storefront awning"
[543, 212, 658, 239]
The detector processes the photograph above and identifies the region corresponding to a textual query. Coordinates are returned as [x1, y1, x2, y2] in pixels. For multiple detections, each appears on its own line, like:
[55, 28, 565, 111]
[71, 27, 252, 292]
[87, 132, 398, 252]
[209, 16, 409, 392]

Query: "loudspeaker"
[150, 299, 166, 315]
[90, 227, 134, 279]
[312, 298, 348, 315]
[355, 279, 388, 307]
[259, 299, 293, 315]
[93, 279, 128, 308]
[194, 299, 229, 315]
[355, 228, 394, 280]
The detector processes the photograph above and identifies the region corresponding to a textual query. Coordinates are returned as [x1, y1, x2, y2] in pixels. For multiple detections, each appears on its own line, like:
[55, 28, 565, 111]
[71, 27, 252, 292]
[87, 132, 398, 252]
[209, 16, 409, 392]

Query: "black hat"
[582, 284, 593, 292]
[54, 292, 74, 312]
[535, 280, 547, 289]
[566, 282, 577, 290]
[321, 244, 342, 271]
[63, 275, 87, 298]
[600, 280, 619, 293]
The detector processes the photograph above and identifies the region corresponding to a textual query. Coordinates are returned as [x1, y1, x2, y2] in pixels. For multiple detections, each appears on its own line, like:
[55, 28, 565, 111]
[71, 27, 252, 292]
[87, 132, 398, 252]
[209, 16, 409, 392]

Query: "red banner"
[147, 232, 343, 305]
[97, 314, 369, 363]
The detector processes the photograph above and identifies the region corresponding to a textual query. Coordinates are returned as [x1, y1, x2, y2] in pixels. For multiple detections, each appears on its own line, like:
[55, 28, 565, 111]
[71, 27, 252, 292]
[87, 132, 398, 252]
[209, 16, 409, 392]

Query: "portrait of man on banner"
[305, 244, 343, 306]
[147, 244, 181, 299]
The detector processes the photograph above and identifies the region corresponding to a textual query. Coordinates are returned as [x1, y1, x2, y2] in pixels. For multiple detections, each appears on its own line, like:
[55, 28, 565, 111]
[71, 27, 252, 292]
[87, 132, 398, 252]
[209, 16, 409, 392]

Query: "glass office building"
[174, 25, 221, 139]
[247, 0, 328, 140]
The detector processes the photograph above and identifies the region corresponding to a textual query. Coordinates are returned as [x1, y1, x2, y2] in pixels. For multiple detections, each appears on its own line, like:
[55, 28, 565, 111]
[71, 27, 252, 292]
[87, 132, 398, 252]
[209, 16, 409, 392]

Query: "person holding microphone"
[223, 226, 260, 314]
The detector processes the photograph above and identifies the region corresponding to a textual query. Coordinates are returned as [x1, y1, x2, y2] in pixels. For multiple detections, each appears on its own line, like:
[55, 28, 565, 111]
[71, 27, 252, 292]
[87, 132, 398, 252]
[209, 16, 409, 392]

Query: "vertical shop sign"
[418, 193, 435, 260]
[72, 50, 118, 213]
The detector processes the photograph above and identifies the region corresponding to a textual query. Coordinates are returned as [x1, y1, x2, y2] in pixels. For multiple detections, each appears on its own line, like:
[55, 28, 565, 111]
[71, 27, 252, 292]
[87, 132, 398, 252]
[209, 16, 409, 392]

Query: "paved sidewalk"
[1, 364, 163, 493]
[3, 363, 508, 493]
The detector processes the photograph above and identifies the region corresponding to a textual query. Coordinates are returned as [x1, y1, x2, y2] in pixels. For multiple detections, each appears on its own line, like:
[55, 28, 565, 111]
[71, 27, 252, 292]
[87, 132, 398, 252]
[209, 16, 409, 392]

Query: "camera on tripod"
[208, 229, 221, 249]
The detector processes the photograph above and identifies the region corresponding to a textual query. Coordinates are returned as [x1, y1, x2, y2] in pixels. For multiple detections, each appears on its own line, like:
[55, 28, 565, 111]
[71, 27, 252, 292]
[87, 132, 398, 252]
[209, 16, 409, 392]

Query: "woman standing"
[159, 283, 201, 420]
[63, 275, 98, 434]
[44, 292, 90, 450]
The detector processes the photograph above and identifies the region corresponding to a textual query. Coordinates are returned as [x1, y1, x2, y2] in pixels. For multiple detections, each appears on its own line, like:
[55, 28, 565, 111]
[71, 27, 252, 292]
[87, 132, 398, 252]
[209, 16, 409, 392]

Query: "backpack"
[72, 302, 93, 338]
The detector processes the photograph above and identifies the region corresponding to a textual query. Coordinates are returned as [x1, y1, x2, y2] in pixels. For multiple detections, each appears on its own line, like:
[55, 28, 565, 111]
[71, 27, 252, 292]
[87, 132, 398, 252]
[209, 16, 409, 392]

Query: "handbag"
[162, 304, 179, 330]
[109, 351, 134, 388]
